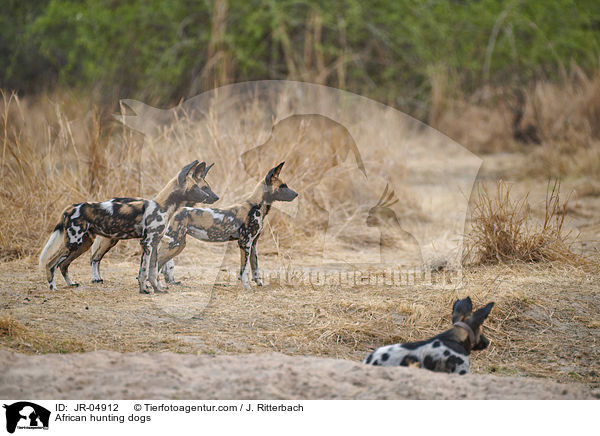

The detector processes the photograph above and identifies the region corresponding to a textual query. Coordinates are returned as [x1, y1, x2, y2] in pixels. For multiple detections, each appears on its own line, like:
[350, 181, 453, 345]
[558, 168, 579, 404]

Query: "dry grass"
[0, 259, 598, 386]
[467, 180, 590, 266]
[0, 86, 418, 263]
[0, 315, 85, 354]
[0, 90, 145, 259]
[437, 67, 600, 169]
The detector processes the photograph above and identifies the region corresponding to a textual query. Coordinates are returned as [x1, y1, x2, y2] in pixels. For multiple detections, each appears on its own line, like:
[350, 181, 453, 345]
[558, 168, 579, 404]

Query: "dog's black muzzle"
[277, 187, 298, 202]
[190, 185, 219, 204]
[472, 333, 490, 351]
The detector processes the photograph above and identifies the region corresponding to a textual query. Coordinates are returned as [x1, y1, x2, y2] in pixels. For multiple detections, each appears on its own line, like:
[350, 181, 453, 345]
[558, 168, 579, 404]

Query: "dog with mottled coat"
[156, 162, 298, 289]
[364, 297, 494, 374]
[39, 160, 218, 294]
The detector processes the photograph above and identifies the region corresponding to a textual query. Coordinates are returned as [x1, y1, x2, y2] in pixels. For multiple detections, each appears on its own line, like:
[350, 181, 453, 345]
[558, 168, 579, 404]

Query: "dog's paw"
[68, 283, 80, 287]
[254, 279, 264, 286]
[152, 281, 169, 293]
[91, 279, 104, 284]
[165, 280, 181, 286]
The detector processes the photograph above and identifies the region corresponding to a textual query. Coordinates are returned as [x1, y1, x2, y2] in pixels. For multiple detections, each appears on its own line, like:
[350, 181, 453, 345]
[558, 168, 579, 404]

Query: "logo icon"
[3, 402, 50, 434]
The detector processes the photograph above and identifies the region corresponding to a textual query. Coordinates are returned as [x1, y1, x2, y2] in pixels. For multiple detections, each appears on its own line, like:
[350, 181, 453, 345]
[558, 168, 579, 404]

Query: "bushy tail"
[39, 222, 65, 270]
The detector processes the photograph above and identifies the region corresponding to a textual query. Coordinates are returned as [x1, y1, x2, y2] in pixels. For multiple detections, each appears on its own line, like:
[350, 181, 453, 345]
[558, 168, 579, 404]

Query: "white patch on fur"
[71, 205, 81, 219]
[67, 225, 84, 244]
[143, 201, 157, 219]
[91, 261, 101, 281]
[162, 259, 176, 283]
[147, 212, 166, 231]
[39, 229, 62, 268]
[240, 262, 250, 289]
[365, 341, 470, 374]
[198, 208, 225, 222]
[100, 201, 114, 215]
[188, 226, 210, 240]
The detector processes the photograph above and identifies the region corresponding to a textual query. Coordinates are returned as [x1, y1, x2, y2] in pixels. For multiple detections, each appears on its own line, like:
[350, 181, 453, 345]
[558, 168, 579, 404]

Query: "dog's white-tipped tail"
[39, 226, 64, 270]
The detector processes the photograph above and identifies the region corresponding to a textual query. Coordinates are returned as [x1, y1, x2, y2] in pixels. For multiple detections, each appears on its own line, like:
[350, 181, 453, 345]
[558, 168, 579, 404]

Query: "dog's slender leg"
[147, 237, 167, 293]
[157, 234, 187, 285]
[48, 263, 61, 291]
[90, 237, 118, 283]
[46, 251, 69, 291]
[250, 238, 263, 286]
[161, 260, 178, 285]
[137, 237, 152, 294]
[59, 234, 94, 287]
[238, 242, 252, 290]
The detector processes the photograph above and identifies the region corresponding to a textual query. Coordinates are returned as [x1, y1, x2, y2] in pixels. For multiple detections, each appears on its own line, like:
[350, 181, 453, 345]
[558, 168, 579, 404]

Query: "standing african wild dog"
[363, 297, 494, 374]
[39, 160, 219, 293]
[156, 162, 297, 289]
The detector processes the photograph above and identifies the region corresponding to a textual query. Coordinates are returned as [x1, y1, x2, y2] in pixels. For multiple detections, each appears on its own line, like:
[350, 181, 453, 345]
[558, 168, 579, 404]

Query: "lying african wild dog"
[364, 297, 494, 374]
[155, 161, 297, 289]
[39, 160, 219, 294]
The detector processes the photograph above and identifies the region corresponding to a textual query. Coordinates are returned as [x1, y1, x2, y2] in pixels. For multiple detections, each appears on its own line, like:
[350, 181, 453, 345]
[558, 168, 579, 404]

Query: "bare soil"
[0, 350, 596, 400]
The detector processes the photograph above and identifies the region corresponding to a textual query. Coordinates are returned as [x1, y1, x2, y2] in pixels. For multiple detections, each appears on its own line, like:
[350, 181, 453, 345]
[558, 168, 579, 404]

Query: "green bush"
[1, 0, 599, 107]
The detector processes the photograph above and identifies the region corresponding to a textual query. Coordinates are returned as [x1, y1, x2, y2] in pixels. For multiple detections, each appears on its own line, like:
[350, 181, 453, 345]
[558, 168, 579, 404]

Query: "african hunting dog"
[364, 297, 494, 374]
[88, 166, 215, 286]
[39, 160, 219, 294]
[157, 162, 298, 289]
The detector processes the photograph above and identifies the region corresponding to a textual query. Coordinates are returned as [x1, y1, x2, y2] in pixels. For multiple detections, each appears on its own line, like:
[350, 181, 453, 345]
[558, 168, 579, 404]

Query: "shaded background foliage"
[1, 0, 599, 113]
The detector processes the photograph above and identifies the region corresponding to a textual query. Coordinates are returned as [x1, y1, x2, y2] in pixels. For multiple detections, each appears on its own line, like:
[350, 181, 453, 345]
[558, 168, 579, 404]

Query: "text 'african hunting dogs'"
[364, 297, 494, 374]
[153, 162, 297, 289]
[39, 160, 218, 294]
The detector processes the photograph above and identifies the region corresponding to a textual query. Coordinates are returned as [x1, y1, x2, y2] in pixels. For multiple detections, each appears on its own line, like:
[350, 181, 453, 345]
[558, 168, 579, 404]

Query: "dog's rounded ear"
[193, 162, 213, 180]
[265, 161, 285, 185]
[178, 160, 200, 186]
[452, 297, 473, 323]
[203, 162, 215, 178]
[467, 302, 495, 328]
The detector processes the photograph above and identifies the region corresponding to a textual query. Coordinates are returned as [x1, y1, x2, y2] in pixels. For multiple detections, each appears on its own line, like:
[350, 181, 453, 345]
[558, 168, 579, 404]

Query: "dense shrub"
[1, 0, 599, 108]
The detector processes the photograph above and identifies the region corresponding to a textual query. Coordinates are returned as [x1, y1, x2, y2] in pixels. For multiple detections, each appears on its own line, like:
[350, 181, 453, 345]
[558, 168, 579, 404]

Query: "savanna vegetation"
[0, 1, 599, 389]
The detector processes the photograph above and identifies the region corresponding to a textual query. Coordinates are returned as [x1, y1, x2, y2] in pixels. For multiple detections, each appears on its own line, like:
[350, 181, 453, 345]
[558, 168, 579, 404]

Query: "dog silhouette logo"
[3, 402, 50, 433]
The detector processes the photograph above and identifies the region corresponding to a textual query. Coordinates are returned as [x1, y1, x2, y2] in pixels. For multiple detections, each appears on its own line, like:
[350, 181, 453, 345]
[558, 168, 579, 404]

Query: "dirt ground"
[1, 350, 596, 399]
[1, 256, 599, 389]
[1, 151, 599, 398]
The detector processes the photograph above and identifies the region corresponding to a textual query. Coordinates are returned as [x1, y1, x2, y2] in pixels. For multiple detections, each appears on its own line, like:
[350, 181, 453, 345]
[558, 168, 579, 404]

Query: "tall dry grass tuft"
[1, 86, 415, 265]
[467, 180, 586, 266]
[437, 67, 600, 169]
[0, 90, 147, 260]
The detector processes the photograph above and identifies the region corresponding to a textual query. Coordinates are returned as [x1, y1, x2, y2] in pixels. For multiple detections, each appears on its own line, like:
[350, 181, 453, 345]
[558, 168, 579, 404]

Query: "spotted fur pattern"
[158, 162, 298, 289]
[39, 160, 218, 294]
[364, 337, 471, 374]
[363, 298, 494, 375]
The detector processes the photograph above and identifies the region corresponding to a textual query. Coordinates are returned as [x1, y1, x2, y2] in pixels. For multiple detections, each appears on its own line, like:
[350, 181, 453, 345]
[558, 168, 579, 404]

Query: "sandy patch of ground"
[0, 350, 595, 400]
